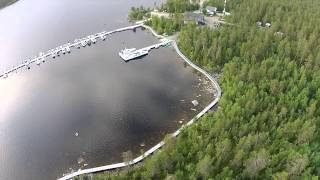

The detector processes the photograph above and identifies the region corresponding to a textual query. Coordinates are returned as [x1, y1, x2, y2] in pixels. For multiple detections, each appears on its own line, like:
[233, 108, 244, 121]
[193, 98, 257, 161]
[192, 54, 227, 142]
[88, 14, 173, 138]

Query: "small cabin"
[206, 6, 217, 15]
[184, 12, 205, 25]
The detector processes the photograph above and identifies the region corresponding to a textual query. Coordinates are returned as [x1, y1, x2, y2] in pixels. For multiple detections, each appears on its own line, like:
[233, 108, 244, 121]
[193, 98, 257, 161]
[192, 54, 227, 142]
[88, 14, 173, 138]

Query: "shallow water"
[0, 0, 213, 179]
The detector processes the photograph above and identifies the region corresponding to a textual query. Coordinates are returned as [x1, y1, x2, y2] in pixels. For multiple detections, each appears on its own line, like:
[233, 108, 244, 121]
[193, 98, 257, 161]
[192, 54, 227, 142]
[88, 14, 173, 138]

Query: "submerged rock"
[192, 100, 199, 106]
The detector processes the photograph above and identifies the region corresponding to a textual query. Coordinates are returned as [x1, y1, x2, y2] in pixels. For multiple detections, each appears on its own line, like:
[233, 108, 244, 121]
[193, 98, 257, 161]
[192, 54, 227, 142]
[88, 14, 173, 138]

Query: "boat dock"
[140, 39, 172, 52]
[0, 24, 142, 79]
[119, 39, 173, 61]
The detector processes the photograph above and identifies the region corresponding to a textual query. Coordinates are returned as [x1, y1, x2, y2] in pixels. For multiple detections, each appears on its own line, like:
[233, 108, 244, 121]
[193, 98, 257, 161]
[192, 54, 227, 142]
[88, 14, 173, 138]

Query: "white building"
[265, 22, 271, 28]
[206, 6, 217, 15]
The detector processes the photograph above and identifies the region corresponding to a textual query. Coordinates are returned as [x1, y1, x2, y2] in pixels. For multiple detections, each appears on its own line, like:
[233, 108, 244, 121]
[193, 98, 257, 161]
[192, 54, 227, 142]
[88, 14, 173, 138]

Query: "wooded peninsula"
[87, 0, 320, 179]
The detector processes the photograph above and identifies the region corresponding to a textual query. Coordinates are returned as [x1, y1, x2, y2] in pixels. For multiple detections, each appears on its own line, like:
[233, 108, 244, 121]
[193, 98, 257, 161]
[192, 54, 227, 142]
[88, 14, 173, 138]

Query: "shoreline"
[58, 24, 221, 180]
[0, 0, 18, 10]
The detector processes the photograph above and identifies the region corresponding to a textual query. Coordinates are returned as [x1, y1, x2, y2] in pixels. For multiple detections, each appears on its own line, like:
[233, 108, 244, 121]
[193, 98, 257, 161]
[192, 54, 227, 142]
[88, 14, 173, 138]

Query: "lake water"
[0, 0, 213, 179]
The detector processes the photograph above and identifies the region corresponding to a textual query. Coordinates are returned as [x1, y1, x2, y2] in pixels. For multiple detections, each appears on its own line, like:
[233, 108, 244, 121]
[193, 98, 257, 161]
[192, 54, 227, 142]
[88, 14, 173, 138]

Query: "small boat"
[81, 41, 86, 47]
[121, 48, 136, 53]
[99, 34, 106, 40]
[66, 46, 71, 53]
[90, 37, 96, 44]
[24, 59, 31, 65]
[24, 59, 31, 68]
[3, 73, 8, 79]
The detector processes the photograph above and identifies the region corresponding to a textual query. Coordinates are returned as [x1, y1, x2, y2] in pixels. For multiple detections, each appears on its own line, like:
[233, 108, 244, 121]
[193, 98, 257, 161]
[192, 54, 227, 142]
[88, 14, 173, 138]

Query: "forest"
[160, 0, 199, 13]
[145, 15, 183, 35]
[90, 0, 320, 179]
[128, 6, 151, 21]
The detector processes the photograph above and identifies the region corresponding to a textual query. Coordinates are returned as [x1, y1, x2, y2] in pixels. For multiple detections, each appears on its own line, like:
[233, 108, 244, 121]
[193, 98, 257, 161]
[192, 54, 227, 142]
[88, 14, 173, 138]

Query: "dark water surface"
[0, 0, 213, 180]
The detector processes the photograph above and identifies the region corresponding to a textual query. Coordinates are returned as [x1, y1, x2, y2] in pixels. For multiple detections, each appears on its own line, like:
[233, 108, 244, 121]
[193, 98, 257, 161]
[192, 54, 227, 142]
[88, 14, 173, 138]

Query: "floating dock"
[119, 39, 172, 61]
[0, 24, 142, 79]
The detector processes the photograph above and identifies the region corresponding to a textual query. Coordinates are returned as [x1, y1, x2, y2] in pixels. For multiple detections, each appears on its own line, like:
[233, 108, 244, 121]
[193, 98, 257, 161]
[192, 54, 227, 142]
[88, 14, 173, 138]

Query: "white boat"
[81, 41, 86, 47]
[119, 48, 149, 61]
[66, 46, 71, 53]
[56, 49, 61, 56]
[24, 59, 30, 65]
[99, 34, 106, 40]
[3, 73, 8, 79]
[120, 48, 136, 54]
[90, 37, 96, 43]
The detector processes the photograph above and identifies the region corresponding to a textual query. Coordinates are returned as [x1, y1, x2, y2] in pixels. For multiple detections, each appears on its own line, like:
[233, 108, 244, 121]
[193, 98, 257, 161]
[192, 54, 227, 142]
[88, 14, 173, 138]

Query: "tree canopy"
[161, 0, 199, 13]
[145, 14, 183, 36]
[128, 6, 150, 21]
[93, 0, 320, 179]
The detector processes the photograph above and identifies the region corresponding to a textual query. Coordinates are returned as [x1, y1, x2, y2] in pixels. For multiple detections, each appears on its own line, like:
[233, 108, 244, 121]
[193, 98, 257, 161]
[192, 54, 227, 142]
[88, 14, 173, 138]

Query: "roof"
[206, 6, 217, 12]
[265, 22, 271, 27]
[184, 12, 205, 23]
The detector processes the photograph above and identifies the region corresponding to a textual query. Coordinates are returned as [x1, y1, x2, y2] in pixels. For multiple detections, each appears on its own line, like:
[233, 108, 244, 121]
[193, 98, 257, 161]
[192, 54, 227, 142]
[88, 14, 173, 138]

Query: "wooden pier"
[0, 24, 142, 79]
[140, 39, 172, 52]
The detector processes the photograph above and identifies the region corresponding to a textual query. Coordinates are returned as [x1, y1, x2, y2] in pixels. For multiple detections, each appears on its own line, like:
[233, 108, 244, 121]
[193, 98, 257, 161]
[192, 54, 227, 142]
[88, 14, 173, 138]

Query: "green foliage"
[161, 0, 199, 13]
[196, 155, 212, 178]
[145, 14, 183, 35]
[93, 0, 320, 179]
[128, 6, 150, 21]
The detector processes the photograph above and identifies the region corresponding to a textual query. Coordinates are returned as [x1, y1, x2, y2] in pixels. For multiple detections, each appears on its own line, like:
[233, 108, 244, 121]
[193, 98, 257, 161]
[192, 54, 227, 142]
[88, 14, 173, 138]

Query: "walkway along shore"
[58, 24, 222, 180]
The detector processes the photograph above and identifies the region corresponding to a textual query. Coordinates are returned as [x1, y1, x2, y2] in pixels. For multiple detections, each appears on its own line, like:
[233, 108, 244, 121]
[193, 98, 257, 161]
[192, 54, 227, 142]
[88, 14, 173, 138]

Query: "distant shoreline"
[0, 0, 18, 10]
